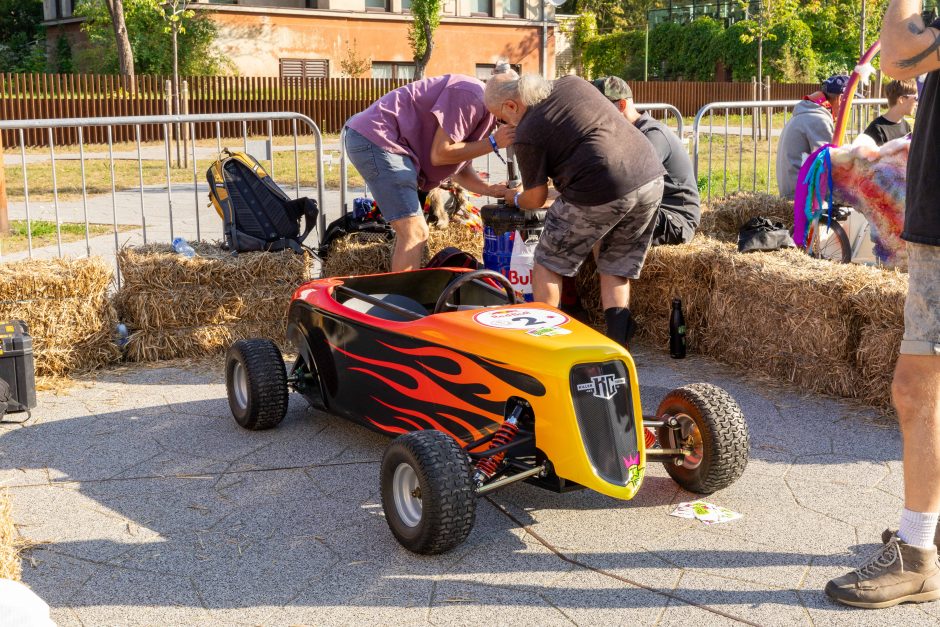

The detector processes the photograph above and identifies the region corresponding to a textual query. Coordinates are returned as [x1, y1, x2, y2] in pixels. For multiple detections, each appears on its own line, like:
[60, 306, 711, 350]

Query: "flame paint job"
[288, 269, 647, 500]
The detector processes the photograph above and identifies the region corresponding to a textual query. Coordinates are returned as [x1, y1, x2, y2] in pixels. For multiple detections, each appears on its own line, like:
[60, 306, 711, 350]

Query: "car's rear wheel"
[656, 383, 749, 494]
[225, 339, 288, 430]
[380, 430, 476, 554]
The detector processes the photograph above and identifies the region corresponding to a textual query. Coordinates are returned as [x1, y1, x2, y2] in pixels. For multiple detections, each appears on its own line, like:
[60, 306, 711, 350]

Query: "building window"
[401, 0, 412, 11]
[280, 58, 329, 79]
[475, 63, 521, 81]
[471, 0, 492, 16]
[365, 0, 389, 11]
[503, 0, 522, 17]
[372, 62, 416, 80]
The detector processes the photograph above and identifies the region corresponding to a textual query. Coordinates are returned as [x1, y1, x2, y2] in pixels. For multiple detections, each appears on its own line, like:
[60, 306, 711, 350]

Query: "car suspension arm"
[475, 463, 547, 495]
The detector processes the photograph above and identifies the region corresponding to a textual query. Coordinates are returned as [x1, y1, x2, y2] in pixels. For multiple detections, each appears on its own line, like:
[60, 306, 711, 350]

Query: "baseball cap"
[822, 74, 850, 96]
[592, 76, 633, 101]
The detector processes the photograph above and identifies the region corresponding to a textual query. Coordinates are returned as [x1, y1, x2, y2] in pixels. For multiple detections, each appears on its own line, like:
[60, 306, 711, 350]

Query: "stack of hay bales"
[0, 490, 20, 581]
[117, 243, 309, 361]
[0, 257, 119, 380]
[323, 223, 484, 277]
[698, 191, 795, 242]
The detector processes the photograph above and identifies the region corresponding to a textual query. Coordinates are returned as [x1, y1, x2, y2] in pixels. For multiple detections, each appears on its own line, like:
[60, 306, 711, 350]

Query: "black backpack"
[318, 212, 395, 258]
[207, 150, 319, 254]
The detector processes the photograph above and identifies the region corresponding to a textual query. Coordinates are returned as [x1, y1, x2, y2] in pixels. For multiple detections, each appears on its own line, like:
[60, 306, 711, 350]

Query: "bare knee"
[393, 216, 429, 245]
[892, 355, 940, 424]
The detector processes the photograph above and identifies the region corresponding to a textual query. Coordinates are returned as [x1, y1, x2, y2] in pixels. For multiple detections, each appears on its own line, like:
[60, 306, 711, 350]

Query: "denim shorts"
[901, 242, 940, 356]
[344, 127, 422, 222]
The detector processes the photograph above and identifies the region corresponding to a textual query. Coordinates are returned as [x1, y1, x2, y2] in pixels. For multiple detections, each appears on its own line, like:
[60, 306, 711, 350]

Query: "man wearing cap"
[593, 77, 700, 246]
[775, 74, 849, 199]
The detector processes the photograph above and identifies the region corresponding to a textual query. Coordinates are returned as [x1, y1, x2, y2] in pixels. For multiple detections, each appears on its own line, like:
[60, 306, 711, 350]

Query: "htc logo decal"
[577, 374, 626, 400]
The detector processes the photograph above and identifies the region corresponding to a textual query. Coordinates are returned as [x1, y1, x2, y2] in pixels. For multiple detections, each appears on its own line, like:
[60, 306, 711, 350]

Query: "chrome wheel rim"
[670, 413, 704, 470]
[232, 361, 249, 410]
[392, 463, 422, 528]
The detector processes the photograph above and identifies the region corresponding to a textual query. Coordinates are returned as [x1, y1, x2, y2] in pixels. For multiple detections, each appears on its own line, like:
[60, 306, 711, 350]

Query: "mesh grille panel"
[569, 361, 638, 484]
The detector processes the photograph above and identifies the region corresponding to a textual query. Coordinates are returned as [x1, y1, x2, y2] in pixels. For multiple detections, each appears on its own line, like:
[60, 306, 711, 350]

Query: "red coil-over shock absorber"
[473, 406, 522, 486]
[644, 427, 657, 449]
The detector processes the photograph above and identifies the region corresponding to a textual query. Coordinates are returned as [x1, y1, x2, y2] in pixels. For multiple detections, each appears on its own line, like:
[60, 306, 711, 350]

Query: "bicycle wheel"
[806, 218, 851, 263]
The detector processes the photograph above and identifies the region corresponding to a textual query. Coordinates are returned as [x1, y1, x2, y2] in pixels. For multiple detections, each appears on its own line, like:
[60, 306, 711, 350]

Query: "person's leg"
[532, 263, 563, 306]
[595, 178, 663, 346]
[343, 128, 425, 272]
[826, 243, 940, 608]
[390, 215, 430, 272]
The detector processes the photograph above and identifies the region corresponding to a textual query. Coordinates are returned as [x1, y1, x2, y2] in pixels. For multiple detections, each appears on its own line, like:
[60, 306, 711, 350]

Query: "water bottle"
[172, 237, 196, 259]
[669, 298, 687, 359]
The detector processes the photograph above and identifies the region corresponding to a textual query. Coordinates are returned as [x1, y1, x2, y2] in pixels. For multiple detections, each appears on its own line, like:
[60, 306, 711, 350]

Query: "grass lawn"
[0, 220, 135, 255]
[2, 153, 364, 204]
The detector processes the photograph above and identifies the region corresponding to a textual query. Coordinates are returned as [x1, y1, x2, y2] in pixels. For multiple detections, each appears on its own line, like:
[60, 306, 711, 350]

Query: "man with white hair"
[484, 70, 664, 347]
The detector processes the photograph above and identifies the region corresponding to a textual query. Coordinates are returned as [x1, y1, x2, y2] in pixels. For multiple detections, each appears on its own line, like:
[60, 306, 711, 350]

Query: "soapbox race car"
[224, 267, 750, 554]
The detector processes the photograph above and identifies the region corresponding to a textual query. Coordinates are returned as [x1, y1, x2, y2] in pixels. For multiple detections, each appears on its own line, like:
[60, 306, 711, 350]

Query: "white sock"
[898, 509, 940, 549]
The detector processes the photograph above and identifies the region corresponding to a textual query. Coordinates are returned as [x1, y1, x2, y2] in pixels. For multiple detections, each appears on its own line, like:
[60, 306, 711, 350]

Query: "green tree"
[679, 17, 725, 80]
[409, 0, 441, 80]
[764, 17, 816, 81]
[74, 0, 230, 75]
[582, 29, 644, 79]
[0, 0, 46, 73]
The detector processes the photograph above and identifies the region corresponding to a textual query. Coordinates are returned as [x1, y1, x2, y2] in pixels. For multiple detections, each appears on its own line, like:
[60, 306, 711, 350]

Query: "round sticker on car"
[473, 308, 569, 330]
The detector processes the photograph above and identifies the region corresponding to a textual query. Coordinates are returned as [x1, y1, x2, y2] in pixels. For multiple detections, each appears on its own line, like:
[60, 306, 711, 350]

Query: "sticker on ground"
[670, 501, 742, 525]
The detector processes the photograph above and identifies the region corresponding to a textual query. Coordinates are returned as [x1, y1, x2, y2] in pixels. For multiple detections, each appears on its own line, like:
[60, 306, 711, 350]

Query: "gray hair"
[484, 73, 553, 109]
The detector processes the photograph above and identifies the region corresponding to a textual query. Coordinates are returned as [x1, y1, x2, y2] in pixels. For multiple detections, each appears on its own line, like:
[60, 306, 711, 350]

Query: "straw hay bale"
[322, 223, 484, 278]
[0, 490, 20, 581]
[118, 242, 310, 362]
[701, 248, 875, 399]
[0, 257, 119, 378]
[125, 320, 288, 362]
[847, 269, 907, 408]
[699, 192, 794, 242]
[576, 237, 735, 349]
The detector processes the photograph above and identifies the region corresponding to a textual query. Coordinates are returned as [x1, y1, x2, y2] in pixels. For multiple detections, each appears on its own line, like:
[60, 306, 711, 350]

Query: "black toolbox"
[0, 320, 36, 412]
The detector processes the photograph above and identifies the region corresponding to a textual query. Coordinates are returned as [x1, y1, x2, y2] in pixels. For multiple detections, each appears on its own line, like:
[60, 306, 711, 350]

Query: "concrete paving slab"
[2, 345, 931, 625]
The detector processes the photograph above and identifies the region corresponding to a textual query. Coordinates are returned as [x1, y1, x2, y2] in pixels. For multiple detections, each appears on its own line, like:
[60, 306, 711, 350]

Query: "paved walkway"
[0, 346, 924, 626]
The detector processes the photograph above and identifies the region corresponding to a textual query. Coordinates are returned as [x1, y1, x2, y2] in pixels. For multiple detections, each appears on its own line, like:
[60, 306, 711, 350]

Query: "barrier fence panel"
[0, 112, 326, 285]
[691, 98, 888, 204]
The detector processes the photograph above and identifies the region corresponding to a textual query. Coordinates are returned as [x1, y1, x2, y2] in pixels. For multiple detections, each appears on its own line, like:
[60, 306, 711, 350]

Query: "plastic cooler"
[480, 204, 545, 302]
[0, 320, 36, 413]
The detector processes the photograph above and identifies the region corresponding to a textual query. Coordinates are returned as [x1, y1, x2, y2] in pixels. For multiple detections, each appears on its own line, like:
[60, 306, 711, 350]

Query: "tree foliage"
[0, 0, 46, 73]
[409, 0, 441, 80]
[74, 0, 230, 75]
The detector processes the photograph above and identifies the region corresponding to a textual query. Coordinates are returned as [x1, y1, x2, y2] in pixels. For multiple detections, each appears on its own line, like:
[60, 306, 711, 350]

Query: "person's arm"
[805, 113, 835, 153]
[503, 184, 549, 210]
[641, 128, 672, 164]
[882, 0, 940, 79]
[451, 164, 509, 198]
[429, 124, 516, 167]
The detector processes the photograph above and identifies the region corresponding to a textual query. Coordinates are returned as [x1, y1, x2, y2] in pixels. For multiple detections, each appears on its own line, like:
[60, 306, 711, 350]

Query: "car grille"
[569, 361, 638, 485]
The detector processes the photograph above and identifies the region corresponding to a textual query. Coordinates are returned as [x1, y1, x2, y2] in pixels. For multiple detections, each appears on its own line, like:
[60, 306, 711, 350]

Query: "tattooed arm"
[882, 0, 940, 79]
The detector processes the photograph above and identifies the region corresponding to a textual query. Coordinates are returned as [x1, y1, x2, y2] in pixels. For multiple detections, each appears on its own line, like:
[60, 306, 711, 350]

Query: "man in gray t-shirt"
[593, 77, 700, 246]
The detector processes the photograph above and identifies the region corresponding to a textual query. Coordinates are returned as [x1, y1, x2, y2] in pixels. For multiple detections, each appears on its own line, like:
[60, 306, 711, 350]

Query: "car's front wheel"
[656, 383, 749, 494]
[225, 339, 288, 430]
[380, 430, 476, 554]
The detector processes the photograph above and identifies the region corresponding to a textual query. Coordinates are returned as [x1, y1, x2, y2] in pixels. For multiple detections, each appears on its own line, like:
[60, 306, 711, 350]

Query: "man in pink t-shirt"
[345, 74, 514, 271]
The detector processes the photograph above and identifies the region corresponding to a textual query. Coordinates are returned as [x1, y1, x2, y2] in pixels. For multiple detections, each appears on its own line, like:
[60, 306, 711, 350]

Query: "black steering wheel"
[433, 269, 519, 314]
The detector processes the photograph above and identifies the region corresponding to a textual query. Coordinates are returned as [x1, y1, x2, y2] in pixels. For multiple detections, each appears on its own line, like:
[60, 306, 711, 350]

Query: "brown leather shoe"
[826, 535, 940, 609]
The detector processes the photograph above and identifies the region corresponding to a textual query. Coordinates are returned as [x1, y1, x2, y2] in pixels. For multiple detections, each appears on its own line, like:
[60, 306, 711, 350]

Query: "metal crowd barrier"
[692, 98, 888, 204]
[0, 112, 326, 276]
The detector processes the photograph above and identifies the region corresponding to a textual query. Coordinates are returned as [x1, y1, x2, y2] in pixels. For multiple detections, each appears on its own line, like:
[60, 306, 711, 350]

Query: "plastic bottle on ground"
[172, 237, 196, 258]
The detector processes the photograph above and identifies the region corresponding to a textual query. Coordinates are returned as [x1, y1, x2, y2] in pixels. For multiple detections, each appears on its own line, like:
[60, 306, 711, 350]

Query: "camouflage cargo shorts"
[901, 242, 940, 356]
[534, 178, 664, 279]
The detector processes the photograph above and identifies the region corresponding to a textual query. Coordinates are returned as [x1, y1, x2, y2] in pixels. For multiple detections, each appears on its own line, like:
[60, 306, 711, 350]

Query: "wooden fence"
[0, 73, 823, 147]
